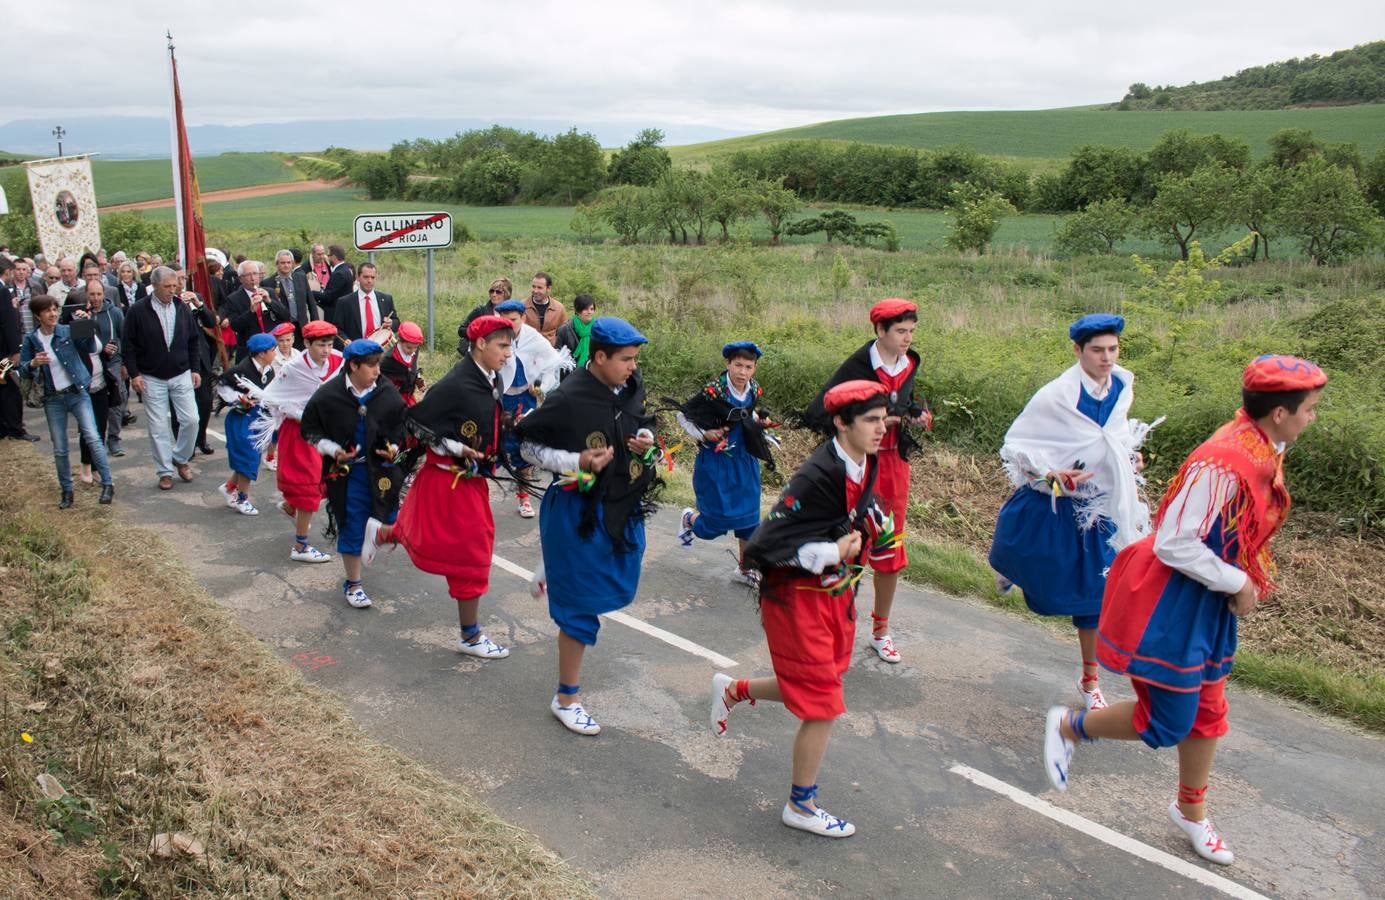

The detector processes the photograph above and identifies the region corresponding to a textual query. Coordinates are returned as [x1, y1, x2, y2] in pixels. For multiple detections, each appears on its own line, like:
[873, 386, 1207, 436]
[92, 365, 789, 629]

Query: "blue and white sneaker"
[781, 804, 856, 838]
[217, 482, 239, 509]
[550, 695, 600, 735]
[677, 508, 696, 547]
[1044, 706, 1075, 792]
[290, 544, 331, 564]
[457, 634, 510, 659]
[343, 582, 372, 609]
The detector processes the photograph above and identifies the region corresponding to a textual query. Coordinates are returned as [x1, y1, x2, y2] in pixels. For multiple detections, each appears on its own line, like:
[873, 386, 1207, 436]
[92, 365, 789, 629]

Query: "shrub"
[944, 185, 1015, 254]
[100, 211, 176, 260]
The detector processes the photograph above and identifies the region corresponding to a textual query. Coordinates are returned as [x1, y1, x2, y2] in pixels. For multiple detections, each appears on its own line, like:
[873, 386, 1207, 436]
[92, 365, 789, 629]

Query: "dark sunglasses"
[488, 288, 506, 295]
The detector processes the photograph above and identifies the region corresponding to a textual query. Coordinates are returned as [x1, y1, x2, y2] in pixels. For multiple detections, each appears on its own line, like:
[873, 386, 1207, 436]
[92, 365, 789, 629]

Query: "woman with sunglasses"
[457, 277, 513, 354]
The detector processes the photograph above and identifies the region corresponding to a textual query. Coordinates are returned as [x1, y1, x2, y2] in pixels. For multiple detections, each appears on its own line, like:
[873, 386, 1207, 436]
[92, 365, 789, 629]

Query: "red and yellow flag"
[167, 35, 211, 302]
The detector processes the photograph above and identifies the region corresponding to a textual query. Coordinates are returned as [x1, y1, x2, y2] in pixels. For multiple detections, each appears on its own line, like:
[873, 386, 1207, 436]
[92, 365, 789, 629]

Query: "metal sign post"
[352, 211, 453, 354]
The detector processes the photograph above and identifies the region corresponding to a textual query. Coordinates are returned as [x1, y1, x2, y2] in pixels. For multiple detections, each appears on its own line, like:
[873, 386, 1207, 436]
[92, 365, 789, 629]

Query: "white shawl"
[501, 322, 573, 394]
[250, 349, 342, 451]
[999, 363, 1161, 552]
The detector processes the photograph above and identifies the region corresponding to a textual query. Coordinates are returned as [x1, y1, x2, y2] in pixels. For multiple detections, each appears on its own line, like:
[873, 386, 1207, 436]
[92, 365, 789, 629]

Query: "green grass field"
[145, 186, 1252, 257]
[669, 104, 1385, 169]
[93, 152, 303, 206]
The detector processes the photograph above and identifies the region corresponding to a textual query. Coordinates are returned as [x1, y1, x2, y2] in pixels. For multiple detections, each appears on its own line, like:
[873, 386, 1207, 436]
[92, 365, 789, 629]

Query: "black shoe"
[122, 413, 137, 425]
[58, 491, 74, 509]
[23, 433, 40, 442]
[198, 444, 215, 456]
[108, 444, 125, 457]
[99, 484, 114, 505]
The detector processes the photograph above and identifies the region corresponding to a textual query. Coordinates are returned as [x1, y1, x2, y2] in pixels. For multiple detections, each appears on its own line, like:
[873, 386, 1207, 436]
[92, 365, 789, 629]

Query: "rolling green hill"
[668, 103, 1385, 169]
[93, 152, 303, 206]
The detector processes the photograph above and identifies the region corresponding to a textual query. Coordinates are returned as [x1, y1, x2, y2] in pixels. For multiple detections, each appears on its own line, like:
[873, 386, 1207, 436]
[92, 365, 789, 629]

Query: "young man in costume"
[380, 320, 426, 406]
[677, 340, 778, 585]
[362, 315, 515, 657]
[515, 317, 657, 736]
[712, 380, 891, 838]
[989, 314, 1159, 710]
[805, 298, 931, 664]
[271, 321, 296, 373]
[253, 319, 343, 564]
[494, 299, 571, 518]
[1043, 355, 1327, 866]
[216, 332, 279, 516]
[299, 339, 407, 609]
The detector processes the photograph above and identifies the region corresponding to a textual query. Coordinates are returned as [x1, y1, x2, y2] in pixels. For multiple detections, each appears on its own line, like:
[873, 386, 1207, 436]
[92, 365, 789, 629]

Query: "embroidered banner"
[25, 156, 101, 262]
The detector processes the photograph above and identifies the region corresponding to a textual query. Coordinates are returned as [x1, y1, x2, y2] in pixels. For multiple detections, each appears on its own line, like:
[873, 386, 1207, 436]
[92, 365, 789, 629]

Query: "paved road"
[62, 409, 1384, 898]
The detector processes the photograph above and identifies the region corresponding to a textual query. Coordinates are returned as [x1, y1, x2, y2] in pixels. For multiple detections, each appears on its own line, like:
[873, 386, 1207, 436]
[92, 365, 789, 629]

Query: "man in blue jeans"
[20, 295, 114, 508]
[122, 266, 203, 490]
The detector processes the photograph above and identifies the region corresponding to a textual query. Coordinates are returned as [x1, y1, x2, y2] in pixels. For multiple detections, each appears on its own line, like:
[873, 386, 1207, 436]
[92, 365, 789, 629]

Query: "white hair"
[238, 260, 261, 276]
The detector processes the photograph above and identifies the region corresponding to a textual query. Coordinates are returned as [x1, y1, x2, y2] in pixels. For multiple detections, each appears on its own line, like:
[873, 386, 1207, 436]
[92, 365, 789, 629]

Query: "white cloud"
[8, 1, 1384, 133]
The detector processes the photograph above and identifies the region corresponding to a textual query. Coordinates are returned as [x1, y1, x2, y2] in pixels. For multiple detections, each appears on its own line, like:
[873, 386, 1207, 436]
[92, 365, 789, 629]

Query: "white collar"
[346, 375, 376, 399]
[1078, 367, 1114, 400]
[472, 358, 495, 380]
[831, 437, 866, 484]
[869, 341, 908, 377]
[727, 379, 751, 401]
[253, 358, 274, 375]
[303, 352, 331, 376]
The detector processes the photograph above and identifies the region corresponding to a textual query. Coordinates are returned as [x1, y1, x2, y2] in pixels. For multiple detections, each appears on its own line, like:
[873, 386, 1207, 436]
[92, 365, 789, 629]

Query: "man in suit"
[314, 244, 355, 320]
[333, 262, 397, 342]
[222, 260, 290, 361]
[266, 250, 320, 348]
[0, 257, 38, 440]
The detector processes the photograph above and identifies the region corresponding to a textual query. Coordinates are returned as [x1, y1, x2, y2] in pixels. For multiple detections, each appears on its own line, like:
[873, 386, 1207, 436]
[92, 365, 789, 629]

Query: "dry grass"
[0, 441, 593, 898]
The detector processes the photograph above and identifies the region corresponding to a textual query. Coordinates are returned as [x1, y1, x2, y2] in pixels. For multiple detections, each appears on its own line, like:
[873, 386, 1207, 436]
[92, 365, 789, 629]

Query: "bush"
[348, 154, 409, 200]
[403, 178, 457, 203]
[1055, 198, 1135, 255]
[99, 211, 176, 261]
[456, 151, 522, 205]
[944, 185, 1015, 254]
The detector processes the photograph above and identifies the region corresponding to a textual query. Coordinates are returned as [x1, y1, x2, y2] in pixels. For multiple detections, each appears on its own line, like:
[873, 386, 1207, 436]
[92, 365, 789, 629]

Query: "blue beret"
[494, 299, 526, 314]
[590, 317, 647, 348]
[1069, 313, 1125, 344]
[722, 340, 763, 359]
[246, 333, 277, 354]
[343, 338, 383, 360]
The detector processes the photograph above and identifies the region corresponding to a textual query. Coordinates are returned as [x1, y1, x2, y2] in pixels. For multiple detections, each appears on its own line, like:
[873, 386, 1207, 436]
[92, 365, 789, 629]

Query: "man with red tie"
[333, 262, 398, 342]
[224, 260, 291, 361]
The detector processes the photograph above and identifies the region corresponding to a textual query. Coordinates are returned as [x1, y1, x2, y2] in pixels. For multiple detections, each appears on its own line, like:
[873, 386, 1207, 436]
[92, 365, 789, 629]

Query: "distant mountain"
[0, 117, 748, 159]
[1117, 40, 1385, 111]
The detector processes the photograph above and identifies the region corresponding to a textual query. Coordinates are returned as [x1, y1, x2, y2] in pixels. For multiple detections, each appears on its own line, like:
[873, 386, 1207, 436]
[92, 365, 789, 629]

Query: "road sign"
[353, 212, 452, 252]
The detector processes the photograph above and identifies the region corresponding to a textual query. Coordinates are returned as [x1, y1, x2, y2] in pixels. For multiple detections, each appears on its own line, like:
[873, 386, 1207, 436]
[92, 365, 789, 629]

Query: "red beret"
[302, 320, 337, 340]
[270, 322, 296, 337]
[869, 298, 917, 324]
[824, 379, 887, 414]
[467, 314, 514, 342]
[1242, 355, 1327, 393]
[398, 321, 425, 344]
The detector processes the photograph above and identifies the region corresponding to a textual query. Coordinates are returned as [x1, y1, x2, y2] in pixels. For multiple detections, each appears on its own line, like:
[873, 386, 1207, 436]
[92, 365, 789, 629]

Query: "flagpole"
[167, 30, 186, 271]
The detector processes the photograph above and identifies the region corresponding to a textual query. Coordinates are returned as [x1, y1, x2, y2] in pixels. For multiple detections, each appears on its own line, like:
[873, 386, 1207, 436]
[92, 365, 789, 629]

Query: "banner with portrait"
[25, 156, 101, 262]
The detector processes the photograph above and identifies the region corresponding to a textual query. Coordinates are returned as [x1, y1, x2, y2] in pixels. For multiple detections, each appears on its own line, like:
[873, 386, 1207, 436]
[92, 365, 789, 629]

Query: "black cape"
[299, 375, 408, 522]
[803, 342, 927, 459]
[219, 355, 275, 395]
[743, 441, 879, 575]
[405, 359, 502, 462]
[680, 374, 777, 468]
[514, 367, 658, 551]
[380, 347, 421, 397]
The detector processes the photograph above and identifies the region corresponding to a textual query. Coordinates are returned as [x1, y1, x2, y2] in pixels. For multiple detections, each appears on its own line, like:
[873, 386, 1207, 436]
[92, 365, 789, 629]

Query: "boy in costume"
[805, 298, 931, 664]
[494, 299, 572, 518]
[676, 340, 779, 584]
[252, 319, 342, 564]
[216, 332, 278, 516]
[299, 339, 407, 609]
[515, 317, 657, 736]
[712, 380, 891, 838]
[1043, 355, 1327, 866]
[362, 315, 514, 657]
[989, 314, 1159, 710]
[262, 321, 298, 472]
[380, 320, 426, 406]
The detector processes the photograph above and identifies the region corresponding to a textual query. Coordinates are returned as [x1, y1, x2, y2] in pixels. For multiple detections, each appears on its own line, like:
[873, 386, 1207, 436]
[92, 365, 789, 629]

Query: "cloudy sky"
[9, 1, 1384, 133]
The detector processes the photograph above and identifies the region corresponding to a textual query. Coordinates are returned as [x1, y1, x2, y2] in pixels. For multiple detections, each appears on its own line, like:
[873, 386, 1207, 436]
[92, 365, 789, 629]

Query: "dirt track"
[99, 177, 347, 212]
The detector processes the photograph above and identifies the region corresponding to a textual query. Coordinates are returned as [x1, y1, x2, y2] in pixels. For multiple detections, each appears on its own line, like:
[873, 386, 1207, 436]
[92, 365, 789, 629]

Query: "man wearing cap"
[333, 262, 398, 343]
[494, 299, 572, 518]
[380, 321, 426, 406]
[363, 315, 516, 658]
[712, 379, 891, 839]
[1044, 355, 1327, 867]
[676, 340, 779, 584]
[252, 319, 344, 564]
[805, 298, 930, 664]
[300, 338, 407, 610]
[265, 249, 321, 348]
[216, 332, 280, 516]
[989, 313, 1160, 711]
[516, 317, 657, 736]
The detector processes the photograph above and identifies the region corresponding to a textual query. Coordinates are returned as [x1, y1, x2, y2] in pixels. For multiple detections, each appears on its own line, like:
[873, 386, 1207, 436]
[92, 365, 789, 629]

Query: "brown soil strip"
[100, 178, 348, 212]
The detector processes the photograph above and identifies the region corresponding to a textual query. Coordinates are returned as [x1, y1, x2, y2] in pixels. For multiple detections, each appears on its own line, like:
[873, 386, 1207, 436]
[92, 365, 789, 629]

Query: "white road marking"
[948, 764, 1269, 900]
[207, 428, 226, 442]
[492, 552, 738, 668]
